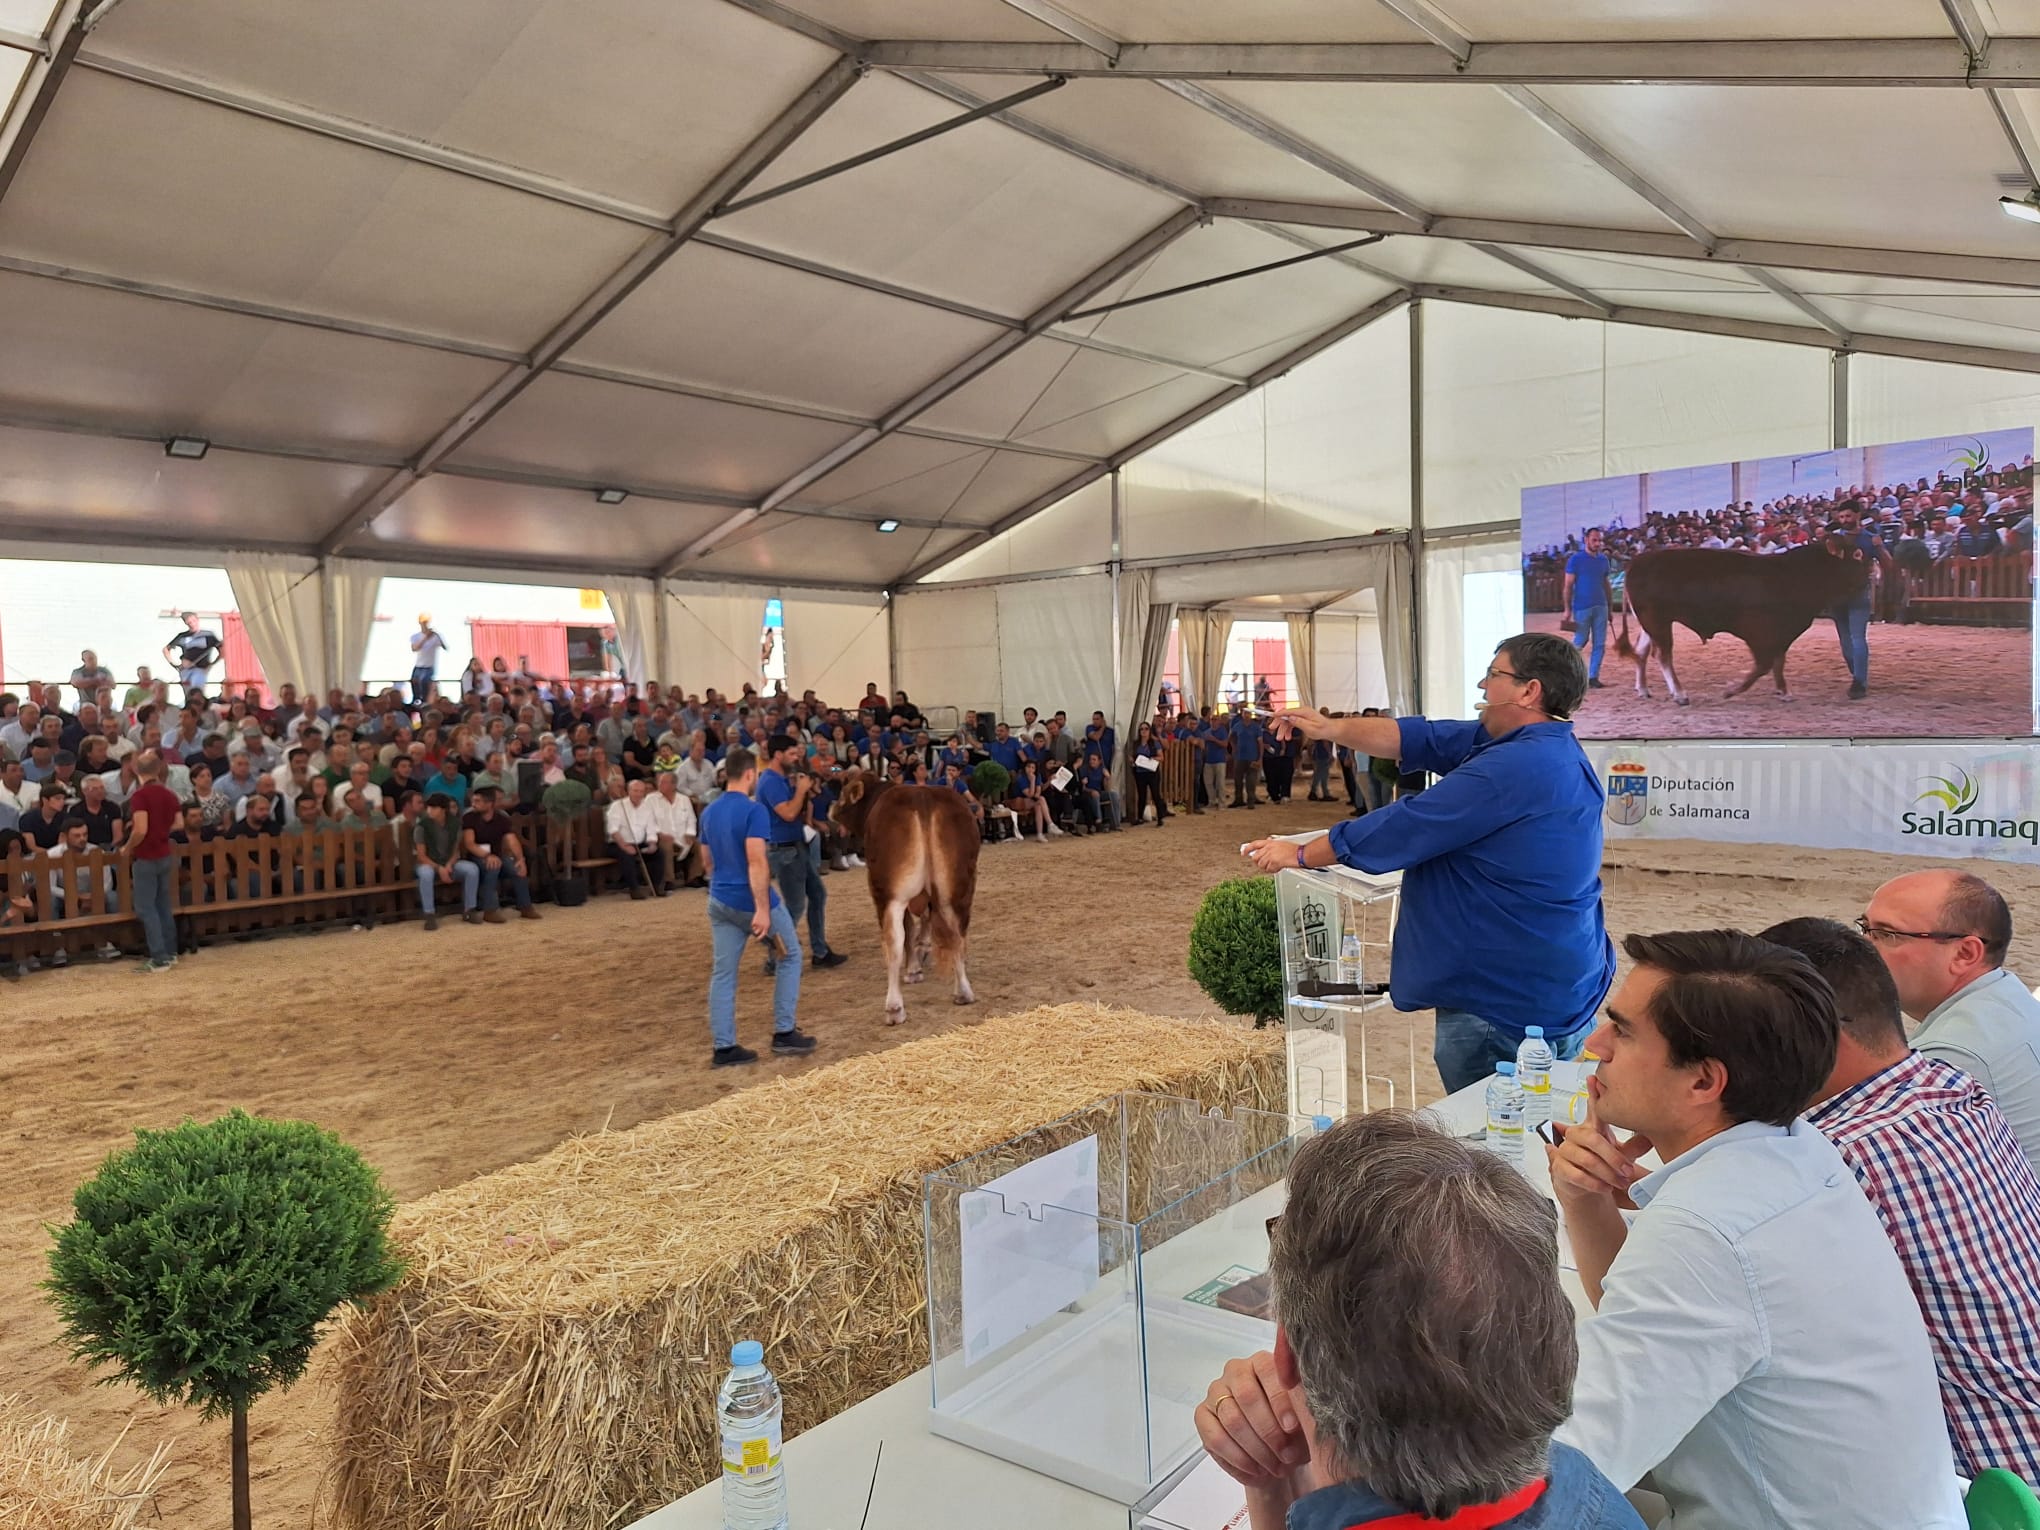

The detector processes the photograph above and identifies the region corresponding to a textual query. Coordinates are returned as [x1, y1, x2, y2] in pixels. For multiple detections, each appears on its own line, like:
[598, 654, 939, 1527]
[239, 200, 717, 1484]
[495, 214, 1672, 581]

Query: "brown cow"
[831, 770, 979, 1023]
[1612, 542, 1871, 705]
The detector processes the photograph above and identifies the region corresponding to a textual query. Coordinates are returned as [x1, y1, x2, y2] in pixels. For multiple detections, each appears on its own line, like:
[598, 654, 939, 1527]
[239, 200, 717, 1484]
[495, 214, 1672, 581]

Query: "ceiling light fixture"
[877, 519, 900, 533]
[2001, 193, 2040, 224]
[164, 435, 210, 460]
[594, 487, 629, 505]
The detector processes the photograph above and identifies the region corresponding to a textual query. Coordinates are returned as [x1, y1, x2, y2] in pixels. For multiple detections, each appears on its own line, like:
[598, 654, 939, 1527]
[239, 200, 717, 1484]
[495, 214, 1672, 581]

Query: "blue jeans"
[707, 897, 802, 1048]
[410, 666, 435, 704]
[1831, 597, 1871, 686]
[178, 666, 209, 701]
[1571, 602, 1608, 679]
[1433, 1007, 1587, 1095]
[415, 859, 479, 914]
[133, 854, 176, 962]
[474, 856, 531, 911]
[768, 842, 830, 957]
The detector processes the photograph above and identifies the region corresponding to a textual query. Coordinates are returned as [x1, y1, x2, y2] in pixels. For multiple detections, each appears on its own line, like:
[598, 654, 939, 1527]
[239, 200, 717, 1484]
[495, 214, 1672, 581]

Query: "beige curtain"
[323, 558, 382, 695]
[1369, 542, 1416, 714]
[602, 579, 661, 688]
[1199, 612, 1234, 714]
[225, 553, 327, 696]
[1285, 612, 1316, 710]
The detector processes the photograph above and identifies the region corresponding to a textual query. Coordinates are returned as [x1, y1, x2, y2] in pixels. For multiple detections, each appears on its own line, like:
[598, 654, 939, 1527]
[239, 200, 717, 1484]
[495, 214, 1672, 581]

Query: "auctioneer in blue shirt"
[1327, 716, 1614, 1045]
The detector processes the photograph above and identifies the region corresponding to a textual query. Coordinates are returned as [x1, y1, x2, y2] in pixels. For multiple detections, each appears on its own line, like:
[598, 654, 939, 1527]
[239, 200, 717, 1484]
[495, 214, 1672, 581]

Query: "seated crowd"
[1200, 867, 2040, 1530]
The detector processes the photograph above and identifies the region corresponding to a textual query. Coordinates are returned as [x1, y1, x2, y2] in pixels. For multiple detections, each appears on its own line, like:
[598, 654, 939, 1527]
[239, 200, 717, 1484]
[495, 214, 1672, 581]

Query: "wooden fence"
[1903, 549, 2032, 627]
[0, 810, 620, 962]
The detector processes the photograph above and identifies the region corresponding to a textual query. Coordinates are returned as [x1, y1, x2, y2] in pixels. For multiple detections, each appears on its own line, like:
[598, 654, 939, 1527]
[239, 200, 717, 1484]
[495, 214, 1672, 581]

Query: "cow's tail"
[1611, 576, 1637, 660]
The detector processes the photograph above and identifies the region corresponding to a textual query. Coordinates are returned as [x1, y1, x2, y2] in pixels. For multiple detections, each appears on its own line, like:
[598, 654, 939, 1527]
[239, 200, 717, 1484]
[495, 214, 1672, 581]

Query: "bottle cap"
[731, 1340, 764, 1366]
[1495, 1061, 1516, 1075]
[1525, 1026, 1543, 1038]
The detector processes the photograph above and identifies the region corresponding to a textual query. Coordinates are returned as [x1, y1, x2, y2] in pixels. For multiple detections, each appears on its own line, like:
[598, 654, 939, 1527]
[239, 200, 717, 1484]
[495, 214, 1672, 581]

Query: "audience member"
[412, 792, 478, 930]
[1197, 1112, 1643, 1530]
[1759, 916, 2040, 1481]
[607, 777, 665, 900]
[1859, 868, 2040, 1178]
[699, 745, 817, 1068]
[125, 752, 180, 972]
[1551, 929, 1963, 1530]
[461, 787, 538, 924]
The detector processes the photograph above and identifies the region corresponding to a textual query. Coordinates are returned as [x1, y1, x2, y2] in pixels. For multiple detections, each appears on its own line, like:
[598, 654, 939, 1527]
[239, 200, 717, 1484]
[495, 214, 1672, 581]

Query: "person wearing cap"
[1251, 633, 1614, 1093]
[230, 718, 280, 773]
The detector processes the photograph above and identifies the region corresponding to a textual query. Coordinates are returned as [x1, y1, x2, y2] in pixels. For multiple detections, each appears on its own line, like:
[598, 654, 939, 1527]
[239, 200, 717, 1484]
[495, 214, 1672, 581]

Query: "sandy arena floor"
[1526, 610, 2033, 738]
[6, 801, 2040, 1526]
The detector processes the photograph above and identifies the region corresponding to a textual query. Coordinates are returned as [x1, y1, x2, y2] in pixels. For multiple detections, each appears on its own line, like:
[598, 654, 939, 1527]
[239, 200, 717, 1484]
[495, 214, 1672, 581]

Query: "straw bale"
[0, 1396, 167, 1530]
[326, 1004, 1280, 1530]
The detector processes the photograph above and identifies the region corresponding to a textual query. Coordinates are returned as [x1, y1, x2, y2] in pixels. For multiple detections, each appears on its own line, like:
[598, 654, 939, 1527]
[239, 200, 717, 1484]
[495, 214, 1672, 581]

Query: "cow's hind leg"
[902, 896, 930, 983]
[933, 899, 976, 1007]
[881, 897, 910, 1023]
[1725, 644, 1769, 698]
[1631, 627, 1653, 698]
[1650, 624, 1689, 706]
[1770, 650, 1792, 699]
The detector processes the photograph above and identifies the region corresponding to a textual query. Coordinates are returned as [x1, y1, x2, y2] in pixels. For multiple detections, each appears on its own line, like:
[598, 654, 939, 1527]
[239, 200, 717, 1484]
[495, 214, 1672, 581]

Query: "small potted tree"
[969, 760, 1013, 841]
[1189, 875, 1284, 1027]
[45, 1110, 403, 1530]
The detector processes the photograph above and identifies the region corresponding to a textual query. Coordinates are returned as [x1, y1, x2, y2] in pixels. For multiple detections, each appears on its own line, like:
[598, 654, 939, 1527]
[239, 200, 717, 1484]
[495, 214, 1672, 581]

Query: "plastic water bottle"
[1339, 931, 1363, 986]
[718, 1341, 788, 1530]
[1484, 1062, 1525, 1165]
[1516, 1026, 1555, 1131]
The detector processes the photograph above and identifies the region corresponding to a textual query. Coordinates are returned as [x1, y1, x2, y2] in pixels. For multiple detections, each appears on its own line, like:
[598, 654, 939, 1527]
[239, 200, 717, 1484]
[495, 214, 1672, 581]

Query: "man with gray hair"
[1196, 1112, 1640, 1529]
[1254, 633, 1614, 1091]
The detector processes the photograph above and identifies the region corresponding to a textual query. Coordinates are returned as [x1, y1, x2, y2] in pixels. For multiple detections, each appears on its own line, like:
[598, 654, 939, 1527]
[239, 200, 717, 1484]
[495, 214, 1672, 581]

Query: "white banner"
[1582, 741, 2040, 865]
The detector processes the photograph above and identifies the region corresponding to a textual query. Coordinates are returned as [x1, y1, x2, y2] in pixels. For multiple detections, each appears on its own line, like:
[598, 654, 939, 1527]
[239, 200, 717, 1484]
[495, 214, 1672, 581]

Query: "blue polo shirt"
[1565, 549, 1612, 612]
[701, 791, 780, 913]
[1199, 723, 1227, 765]
[429, 770, 469, 810]
[1287, 1444, 1640, 1530]
[1088, 726, 1116, 769]
[1078, 763, 1108, 794]
[986, 737, 1022, 772]
[1326, 716, 1614, 1045]
[754, 766, 804, 846]
[1228, 718, 1264, 762]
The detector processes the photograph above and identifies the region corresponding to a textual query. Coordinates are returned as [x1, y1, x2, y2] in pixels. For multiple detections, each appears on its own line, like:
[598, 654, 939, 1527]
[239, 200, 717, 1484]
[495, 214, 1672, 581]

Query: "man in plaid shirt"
[1762, 917, 2040, 1481]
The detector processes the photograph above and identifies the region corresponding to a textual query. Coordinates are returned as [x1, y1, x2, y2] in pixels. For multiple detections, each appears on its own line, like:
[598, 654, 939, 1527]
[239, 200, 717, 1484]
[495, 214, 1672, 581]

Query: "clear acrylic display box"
[1277, 864, 1406, 1121]
[923, 1092, 1324, 1503]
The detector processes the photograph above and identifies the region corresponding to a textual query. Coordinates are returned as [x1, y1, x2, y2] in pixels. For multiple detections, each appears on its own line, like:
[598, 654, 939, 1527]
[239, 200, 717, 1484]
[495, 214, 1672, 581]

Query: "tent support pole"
[1109, 467, 1124, 712]
[1408, 298, 1426, 715]
[1830, 350, 1851, 450]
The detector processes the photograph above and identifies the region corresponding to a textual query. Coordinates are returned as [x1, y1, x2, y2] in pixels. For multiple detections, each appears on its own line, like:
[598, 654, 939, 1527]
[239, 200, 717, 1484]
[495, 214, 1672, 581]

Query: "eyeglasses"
[1482, 667, 1525, 684]
[1854, 915, 1966, 946]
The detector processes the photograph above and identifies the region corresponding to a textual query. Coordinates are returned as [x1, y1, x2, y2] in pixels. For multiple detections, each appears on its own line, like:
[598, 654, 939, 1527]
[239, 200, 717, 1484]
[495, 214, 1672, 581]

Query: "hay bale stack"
[0, 1396, 167, 1530]
[327, 1005, 1281, 1530]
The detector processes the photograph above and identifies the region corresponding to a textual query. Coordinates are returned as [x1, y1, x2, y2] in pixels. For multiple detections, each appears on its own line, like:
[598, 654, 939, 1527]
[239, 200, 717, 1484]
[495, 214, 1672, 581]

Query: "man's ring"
[1211, 1390, 1234, 1412]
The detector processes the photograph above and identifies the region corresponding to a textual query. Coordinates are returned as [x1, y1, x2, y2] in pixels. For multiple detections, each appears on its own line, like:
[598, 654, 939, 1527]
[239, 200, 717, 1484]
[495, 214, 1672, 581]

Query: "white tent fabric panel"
[92, 0, 839, 215]
[445, 372, 862, 500]
[997, 572, 1114, 727]
[365, 478, 734, 573]
[925, 475, 1114, 584]
[568, 240, 1008, 420]
[1056, 0, 1423, 41]
[782, 0, 1088, 40]
[1313, 612, 1391, 713]
[893, 584, 1002, 715]
[1792, 272, 2040, 353]
[1850, 355, 2040, 447]
[789, 437, 1086, 527]
[0, 424, 381, 546]
[601, 578, 661, 688]
[690, 515, 977, 584]
[325, 557, 381, 692]
[225, 552, 331, 697]
[1422, 535, 1523, 720]
[0, 72, 650, 354]
[1431, 0, 1952, 40]
[0, 270, 507, 454]
[664, 581, 769, 693]
[782, 594, 891, 700]
[1420, 305, 1836, 529]
[714, 72, 1181, 317]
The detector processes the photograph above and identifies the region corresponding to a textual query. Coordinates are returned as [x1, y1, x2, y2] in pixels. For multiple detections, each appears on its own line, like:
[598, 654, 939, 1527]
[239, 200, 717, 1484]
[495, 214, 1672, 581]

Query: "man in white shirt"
[0, 702, 40, 760]
[0, 758, 30, 815]
[605, 777, 663, 900]
[1864, 868, 2040, 1178]
[674, 737, 718, 813]
[652, 770, 701, 892]
[1551, 928, 1963, 1530]
[409, 614, 446, 705]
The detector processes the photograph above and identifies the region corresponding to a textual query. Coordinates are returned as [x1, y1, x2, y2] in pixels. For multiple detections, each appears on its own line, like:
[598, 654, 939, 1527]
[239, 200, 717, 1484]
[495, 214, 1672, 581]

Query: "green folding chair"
[1967, 1470, 2040, 1530]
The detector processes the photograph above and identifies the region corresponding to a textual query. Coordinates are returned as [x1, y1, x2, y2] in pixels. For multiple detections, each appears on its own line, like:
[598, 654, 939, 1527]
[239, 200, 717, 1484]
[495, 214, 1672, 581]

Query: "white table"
[632, 1070, 1594, 1530]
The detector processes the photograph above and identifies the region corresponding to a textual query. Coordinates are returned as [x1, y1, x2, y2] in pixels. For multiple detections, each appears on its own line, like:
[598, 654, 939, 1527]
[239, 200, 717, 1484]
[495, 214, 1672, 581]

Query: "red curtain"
[220, 612, 272, 704]
[1251, 636, 1288, 710]
[468, 621, 572, 682]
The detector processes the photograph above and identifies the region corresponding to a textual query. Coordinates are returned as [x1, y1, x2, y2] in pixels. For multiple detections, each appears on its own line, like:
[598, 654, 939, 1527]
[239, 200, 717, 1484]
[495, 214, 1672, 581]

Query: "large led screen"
[1521, 429, 2034, 739]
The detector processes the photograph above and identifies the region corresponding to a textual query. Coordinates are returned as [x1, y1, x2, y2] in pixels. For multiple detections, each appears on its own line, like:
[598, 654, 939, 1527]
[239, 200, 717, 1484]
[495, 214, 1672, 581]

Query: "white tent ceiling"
[3, 0, 2040, 589]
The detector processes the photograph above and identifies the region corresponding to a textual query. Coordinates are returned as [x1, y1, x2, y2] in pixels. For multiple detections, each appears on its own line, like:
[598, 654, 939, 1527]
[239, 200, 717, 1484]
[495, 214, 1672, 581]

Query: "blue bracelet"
[1296, 844, 1308, 868]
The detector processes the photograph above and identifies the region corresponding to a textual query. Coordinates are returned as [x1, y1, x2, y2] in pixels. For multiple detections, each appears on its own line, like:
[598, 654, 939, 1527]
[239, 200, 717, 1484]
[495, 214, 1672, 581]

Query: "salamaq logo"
[1900, 770, 2040, 846]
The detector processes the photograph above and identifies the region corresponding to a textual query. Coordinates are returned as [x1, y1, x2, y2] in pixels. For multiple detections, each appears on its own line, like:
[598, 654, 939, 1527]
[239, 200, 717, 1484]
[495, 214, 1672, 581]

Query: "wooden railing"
[1904, 549, 2033, 627]
[0, 810, 615, 962]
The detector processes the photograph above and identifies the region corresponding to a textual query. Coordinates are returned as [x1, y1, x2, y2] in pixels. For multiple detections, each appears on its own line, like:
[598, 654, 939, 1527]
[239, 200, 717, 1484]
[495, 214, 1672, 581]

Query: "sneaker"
[518, 907, 543, 920]
[464, 909, 484, 925]
[1588, 678, 1607, 689]
[848, 854, 865, 867]
[142, 958, 174, 974]
[711, 1044, 760, 1068]
[423, 915, 439, 932]
[814, 950, 847, 970]
[483, 910, 507, 925]
[1847, 682, 1868, 700]
[96, 942, 121, 961]
[47, 949, 68, 969]
[771, 1028, 820, 1056]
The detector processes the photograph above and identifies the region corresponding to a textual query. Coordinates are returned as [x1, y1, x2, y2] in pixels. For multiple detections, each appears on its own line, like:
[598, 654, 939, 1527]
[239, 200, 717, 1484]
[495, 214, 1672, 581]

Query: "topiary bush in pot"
[1188, 874, 1283, 1027]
